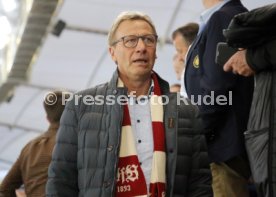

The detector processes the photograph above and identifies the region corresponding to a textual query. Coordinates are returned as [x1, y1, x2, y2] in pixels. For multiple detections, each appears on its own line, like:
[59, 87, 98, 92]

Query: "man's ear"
[109, 46, 117, 62]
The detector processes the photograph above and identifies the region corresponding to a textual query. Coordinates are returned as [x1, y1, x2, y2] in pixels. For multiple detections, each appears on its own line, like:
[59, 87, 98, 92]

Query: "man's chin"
[130, 68, 152, 78]
[135, 67, 152, 74]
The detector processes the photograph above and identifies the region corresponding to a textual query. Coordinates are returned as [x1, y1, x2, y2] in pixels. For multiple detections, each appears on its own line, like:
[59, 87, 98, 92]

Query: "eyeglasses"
[112, 34, 158, 48]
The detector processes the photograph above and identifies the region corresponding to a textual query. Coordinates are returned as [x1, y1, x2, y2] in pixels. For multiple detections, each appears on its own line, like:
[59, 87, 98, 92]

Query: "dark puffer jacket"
[46, 71, 212, 197]
[244, 39, 276, 197]
[224, 4, 276, 196]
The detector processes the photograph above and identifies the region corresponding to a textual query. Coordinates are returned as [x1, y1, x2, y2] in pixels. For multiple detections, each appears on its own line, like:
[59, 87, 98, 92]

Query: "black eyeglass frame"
[111, 34, 158, 48]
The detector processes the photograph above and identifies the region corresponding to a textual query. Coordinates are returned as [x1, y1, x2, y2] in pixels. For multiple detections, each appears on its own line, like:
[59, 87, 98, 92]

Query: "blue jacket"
[185, 0, 254, 162]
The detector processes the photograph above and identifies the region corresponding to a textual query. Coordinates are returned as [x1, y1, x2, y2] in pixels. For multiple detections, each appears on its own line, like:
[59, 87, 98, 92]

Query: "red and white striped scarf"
[116, 73, 166, 197]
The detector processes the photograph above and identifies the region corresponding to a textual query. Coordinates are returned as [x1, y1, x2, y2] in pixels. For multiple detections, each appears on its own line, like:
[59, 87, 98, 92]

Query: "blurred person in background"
[0, 91, 69, 197]
[172, 22, 199, 97]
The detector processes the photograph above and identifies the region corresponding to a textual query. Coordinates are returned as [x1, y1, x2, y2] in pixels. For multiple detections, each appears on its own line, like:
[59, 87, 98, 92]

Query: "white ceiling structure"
[0, 0, 275, 179]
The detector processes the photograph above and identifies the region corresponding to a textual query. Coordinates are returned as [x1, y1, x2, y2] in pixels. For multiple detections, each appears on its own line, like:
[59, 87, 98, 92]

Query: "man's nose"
[135, 38, 147, 51]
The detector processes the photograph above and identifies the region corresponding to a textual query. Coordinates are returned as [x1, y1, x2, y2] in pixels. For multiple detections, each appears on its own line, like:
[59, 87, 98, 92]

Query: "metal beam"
[0, 158, 13, 165]
[66, 25, 109, 36]
[0, 121, 43, 133]
[7, 79, 76, 92]
[160, 0, 184, 47]
[85, 50, 108, 88]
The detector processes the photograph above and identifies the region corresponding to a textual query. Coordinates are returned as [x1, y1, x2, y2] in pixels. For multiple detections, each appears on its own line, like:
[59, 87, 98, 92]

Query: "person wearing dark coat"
[184, 0, 254, 196]
[223, 4, 276, 197]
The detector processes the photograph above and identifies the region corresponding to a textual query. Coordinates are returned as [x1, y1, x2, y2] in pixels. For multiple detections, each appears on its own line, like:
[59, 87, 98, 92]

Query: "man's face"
[173, 53, 184, 80]
[172, 33, 188, 80]
[173, 33, 188, 58]
[109, 20, 157, 81]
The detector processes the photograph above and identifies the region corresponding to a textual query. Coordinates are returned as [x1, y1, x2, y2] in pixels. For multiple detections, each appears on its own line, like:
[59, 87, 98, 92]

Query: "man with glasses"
[46, 11, 212, 197]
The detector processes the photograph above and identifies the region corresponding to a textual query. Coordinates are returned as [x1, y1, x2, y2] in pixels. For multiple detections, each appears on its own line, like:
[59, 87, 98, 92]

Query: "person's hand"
[15, 189, 26, 197]
[223, 50, 255, 77]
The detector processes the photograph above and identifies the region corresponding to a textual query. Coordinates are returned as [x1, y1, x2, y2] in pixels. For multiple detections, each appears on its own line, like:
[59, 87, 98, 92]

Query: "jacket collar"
[44, 122, 59, 136]
[49, 122, 60, 129]
[199, 0, 231, 32]
[108, 69, 170, 95]
[108, 69, 120, 89]
[186, 0, 240, 68]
